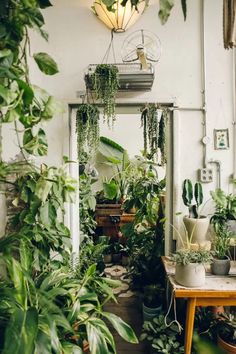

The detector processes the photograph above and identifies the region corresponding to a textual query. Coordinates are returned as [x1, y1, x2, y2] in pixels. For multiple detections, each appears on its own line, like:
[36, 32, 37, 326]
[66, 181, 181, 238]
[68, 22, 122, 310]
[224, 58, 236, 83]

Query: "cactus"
[182, 179, 203, 218]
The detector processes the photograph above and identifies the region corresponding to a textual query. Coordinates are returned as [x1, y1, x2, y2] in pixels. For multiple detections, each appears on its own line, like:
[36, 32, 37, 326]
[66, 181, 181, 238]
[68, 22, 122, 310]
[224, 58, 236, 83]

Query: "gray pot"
[142, 303, 162, 322]
[175, 263, 205, 287]
[211, 258, 231, 275]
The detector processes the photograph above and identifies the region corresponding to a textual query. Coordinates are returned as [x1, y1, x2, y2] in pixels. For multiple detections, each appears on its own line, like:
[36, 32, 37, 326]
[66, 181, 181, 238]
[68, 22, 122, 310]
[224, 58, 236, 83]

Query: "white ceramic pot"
[175, 263, 205, 287]
[183, 216, 209, 244]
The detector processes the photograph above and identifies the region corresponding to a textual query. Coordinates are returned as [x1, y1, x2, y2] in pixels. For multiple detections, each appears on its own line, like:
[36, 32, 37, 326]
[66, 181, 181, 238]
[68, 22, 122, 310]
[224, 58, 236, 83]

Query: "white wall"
[2, 0, 236, 244]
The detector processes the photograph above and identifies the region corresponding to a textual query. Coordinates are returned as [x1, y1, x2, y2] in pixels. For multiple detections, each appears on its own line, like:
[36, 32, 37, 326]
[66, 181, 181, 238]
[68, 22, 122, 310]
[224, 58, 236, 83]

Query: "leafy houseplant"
[211, 224, 232, 275]
[217, 311, 236, 351]
[76, 103, 100, 161]
[210, 187, 236, 233]
[140, 314, 184, 354]
[86, 64, 119, 127]
[182, 179, 209, 244]
[142, 284, 164, 322]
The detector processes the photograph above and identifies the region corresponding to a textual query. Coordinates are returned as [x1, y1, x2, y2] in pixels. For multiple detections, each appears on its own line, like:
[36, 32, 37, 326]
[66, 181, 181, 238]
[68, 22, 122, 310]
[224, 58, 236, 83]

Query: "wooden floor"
[104, 295, 148, 354]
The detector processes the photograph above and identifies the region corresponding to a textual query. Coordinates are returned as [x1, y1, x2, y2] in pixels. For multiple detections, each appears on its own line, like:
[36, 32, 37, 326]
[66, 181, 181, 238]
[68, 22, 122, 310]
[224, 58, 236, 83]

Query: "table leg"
[185, 297, 196, 354]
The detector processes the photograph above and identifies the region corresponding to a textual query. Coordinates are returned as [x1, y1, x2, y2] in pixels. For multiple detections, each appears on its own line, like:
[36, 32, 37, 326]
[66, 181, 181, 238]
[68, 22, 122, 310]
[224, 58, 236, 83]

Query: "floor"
[103, 264, 148, 354]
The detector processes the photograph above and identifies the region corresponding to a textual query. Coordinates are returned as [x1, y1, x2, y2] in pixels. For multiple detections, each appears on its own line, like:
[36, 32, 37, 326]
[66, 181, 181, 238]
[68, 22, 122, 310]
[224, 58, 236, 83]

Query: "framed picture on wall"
[214, 129, 229, 150]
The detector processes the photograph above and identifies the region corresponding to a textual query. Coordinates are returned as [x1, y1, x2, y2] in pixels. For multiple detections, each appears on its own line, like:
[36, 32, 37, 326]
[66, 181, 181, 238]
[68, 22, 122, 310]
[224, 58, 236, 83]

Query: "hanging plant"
[92, 64, 119, 127]
[141, 104, 159, 160]
[158, 109, 168, 166]
[76, 103, 100, 160]
[141, 104, 168, 165]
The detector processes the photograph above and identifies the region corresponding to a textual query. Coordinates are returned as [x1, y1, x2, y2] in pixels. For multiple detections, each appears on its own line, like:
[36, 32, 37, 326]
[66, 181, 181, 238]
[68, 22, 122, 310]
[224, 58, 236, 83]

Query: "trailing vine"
[76, 103, 100, 160]
[91, 64, 119, 127]
[141, 104, 168, 165]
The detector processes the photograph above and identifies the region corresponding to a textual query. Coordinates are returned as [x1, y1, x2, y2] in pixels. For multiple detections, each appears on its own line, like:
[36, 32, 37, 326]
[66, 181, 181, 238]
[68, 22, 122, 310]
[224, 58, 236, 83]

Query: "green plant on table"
[211, 224, 231, 259]
[182, 179, 203, 218]
[172, 248, 212, 266]
[210, 187, 236, 232]
[140, 314, 184, 353]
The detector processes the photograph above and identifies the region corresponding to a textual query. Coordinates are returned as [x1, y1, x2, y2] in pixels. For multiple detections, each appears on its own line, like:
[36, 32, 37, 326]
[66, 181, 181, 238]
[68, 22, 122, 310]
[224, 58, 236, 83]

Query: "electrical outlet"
[199, 168, 213, 183]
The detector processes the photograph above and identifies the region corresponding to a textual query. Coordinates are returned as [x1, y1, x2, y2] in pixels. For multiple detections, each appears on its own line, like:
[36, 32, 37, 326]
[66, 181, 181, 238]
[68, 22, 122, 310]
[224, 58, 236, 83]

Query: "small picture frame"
[214, 129, 229, 150]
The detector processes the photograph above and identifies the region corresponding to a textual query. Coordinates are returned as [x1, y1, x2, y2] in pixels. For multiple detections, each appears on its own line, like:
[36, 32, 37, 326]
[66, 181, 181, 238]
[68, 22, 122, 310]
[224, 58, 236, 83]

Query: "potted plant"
[140, 314, 184, 354]
[142, 284, 164, 321]
[211, 224, 231, 275]
[217, 311, 236, 353]
[120, 243, 130, 266]
[211, 187, 236, 235]
[111, 240, 122, 263]
[173, 245, 212, 287]
[85, 64, 119, 127]
[76, 103, 100, 161]
[182, 179, 210, 244]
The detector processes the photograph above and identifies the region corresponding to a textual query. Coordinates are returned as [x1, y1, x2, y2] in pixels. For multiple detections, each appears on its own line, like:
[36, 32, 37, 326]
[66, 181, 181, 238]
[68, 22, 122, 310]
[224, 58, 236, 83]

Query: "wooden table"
[161, 256, 236, 354]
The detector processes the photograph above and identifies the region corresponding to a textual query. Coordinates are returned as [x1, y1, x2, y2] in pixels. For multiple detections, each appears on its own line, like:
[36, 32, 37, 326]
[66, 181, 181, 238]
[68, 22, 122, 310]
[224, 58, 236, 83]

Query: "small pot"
[142, 302, 162, 322]
[175, 263, 205, 287]
[218, 334, 236, 353]
[103, 254, 112, 263]
[121, 255, 130, 266]
[211, 257, 231, 276]
[112, 253, 122, 263]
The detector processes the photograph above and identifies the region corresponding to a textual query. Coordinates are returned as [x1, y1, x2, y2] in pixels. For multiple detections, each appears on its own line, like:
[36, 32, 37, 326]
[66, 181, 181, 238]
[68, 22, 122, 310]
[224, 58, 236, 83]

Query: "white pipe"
[232, 48, 236, 191]
[200, 0, 208, 167]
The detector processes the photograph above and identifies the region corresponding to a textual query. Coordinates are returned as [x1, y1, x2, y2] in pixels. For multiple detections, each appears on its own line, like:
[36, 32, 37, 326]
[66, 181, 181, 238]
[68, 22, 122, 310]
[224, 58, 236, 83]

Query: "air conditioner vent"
[85, 63, 155, 92]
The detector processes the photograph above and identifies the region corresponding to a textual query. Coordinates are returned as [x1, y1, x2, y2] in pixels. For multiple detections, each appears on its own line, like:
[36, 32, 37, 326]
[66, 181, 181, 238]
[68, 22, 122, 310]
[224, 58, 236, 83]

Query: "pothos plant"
[89, 64, 119, 127]
[0, 0, 61, 159]
[141, 104, 168, 164]
[76, 103, 100, 160]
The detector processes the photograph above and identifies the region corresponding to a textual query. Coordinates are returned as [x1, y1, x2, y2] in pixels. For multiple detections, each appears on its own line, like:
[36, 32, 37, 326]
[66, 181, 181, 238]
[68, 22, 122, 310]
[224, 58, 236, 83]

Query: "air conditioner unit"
[84, 63, 155, 92]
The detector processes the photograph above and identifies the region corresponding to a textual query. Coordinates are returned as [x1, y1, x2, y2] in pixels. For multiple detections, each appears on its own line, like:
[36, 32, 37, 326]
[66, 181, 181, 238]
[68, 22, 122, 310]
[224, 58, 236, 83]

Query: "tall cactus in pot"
[182, 179, 203, 218]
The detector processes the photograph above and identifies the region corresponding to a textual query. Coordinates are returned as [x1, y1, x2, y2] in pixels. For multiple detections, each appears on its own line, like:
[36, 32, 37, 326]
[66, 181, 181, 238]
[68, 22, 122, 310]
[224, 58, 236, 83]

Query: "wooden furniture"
[96, 213, 135, 237]
[161, 256, 236, 354]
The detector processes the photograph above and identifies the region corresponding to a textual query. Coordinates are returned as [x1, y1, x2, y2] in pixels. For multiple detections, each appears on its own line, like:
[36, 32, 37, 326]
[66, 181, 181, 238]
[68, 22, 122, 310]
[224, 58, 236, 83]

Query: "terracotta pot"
[175, 263, 205, 287]
[218, 334, 236, 353]
[183, 216, 209, 243]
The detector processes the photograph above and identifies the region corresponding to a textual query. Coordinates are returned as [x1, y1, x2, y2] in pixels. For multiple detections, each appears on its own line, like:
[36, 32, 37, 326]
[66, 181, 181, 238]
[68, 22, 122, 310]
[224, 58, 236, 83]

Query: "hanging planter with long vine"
[141, 104, 168, 164]
[88, 64, 119, 127]
[76, 103, 100, 160]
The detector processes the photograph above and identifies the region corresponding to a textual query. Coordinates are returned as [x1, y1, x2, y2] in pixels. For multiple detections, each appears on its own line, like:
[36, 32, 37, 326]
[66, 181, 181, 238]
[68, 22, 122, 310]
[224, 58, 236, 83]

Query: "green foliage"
[142, 284, 164, 308]
[210, 188, 236, 231]
[76, 104, 100, 161]
[5, 163, 77, 270]
[0, 0, 60, 157]
[172, 248, 212, 265]
[79, 165, 97, 235]
[88, 64, 119, 127]
[141, 105, 168, 163]
[140, 314, 184, 353]
[182, 179, 203, 218]
[212, 224, 231, 259]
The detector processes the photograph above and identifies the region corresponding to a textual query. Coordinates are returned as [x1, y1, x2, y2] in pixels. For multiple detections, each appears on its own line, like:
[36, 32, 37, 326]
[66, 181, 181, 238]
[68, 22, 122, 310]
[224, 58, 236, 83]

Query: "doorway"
[68, 102, 174, 255]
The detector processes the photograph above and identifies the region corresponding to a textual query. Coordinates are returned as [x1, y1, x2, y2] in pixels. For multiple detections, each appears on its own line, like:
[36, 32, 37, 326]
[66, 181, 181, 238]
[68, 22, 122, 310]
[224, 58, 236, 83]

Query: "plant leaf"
[102, 312, 138, 343]
[33, 52, 59, 75]
[158, 0, 174, 25]
[3, 307, 38, 354]
[181, 0, 187, 20]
